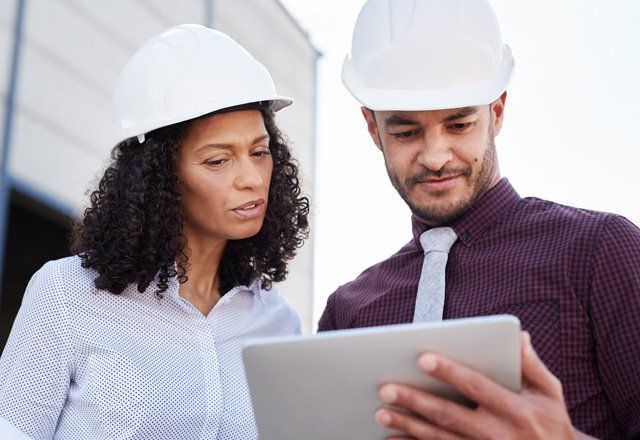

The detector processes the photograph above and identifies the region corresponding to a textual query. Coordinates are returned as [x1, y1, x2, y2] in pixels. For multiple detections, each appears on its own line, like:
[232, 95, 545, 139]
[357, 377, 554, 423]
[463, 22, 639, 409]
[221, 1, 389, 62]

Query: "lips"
[234, 200, 262, 210]
[417, 175, 462, 190]
[231, 199, 265, 219]
[424, 175, 458, 183]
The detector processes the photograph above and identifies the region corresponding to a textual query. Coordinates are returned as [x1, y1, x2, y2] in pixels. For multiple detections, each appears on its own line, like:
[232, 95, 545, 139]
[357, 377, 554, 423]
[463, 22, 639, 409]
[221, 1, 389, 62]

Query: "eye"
[448, 122, 475, 132]
[252, 147, 271, 157]
[205, 158, 227, 167]
[391, 129, 420, 141]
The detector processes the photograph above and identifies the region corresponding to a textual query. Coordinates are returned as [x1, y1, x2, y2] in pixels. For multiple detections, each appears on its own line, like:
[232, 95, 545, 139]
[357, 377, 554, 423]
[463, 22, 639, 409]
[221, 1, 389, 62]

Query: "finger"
[520, 331, 563, 398]
[417, 352, 521, 418]
[379, 383, 484, 438]
[375, 407, 465, 440]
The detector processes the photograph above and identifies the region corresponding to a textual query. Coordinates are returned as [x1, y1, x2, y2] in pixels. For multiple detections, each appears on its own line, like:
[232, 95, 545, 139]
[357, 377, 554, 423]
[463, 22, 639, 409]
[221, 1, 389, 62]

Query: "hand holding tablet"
[374, 331, 581, 439]
[243, 315, 522, 440]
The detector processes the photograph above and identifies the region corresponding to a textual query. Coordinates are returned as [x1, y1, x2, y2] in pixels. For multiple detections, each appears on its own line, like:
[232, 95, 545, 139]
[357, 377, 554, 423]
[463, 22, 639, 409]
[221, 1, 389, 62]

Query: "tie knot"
[419, 227, 458, 254]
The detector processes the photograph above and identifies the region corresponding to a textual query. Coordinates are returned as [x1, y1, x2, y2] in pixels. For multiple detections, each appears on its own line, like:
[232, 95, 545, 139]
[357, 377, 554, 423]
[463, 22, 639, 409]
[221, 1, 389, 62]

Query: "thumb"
[521, 331, 563, 398]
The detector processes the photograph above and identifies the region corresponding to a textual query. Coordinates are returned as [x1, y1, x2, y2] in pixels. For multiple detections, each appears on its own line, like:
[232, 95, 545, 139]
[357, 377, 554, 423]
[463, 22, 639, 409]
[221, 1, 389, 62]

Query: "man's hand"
[374, 332, 592, 439]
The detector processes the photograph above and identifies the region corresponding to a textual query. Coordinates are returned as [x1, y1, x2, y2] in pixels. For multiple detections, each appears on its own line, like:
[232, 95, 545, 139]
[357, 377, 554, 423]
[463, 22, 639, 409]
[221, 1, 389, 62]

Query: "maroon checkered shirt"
[318, 178, 640, 439]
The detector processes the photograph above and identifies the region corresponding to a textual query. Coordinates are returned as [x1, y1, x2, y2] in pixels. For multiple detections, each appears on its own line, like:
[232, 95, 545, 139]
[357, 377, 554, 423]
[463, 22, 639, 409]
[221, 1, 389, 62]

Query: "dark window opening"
[0, 189, 72, 351]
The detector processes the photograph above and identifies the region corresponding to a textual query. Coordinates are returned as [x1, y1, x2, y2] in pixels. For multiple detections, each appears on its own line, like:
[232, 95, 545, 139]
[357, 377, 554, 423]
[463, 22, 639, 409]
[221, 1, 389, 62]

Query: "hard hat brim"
[112, 95, 292, 146]
[342, 46, 515, 111]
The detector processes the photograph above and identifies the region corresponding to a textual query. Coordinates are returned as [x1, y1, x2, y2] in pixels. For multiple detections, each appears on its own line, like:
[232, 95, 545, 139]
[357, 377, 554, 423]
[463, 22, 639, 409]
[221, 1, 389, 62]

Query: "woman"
[0, 24, 309, 439]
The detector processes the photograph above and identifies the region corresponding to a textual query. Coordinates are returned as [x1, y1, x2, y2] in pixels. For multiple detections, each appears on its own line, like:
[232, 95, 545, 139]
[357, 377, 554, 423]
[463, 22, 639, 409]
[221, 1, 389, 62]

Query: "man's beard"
[385, 136, 497, 226]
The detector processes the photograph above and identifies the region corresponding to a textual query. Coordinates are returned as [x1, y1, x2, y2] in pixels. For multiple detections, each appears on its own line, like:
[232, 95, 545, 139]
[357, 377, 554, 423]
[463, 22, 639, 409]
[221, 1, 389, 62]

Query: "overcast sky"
[279, 0, 640, 326]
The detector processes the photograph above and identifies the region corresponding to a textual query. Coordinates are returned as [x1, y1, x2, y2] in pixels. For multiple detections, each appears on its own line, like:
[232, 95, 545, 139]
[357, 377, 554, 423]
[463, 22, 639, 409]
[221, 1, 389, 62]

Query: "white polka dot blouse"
[0, 256, 301, 439]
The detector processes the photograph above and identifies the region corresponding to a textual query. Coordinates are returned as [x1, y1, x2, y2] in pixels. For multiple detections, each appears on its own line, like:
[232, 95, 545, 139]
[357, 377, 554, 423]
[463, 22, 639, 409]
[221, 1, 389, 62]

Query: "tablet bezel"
[243, 314, 521, 440]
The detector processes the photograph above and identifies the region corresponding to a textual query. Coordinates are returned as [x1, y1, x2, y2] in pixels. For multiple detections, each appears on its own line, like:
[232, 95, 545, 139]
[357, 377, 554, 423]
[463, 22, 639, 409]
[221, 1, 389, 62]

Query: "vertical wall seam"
[205, 0, 214, 28]
[0, 0, 27, 298]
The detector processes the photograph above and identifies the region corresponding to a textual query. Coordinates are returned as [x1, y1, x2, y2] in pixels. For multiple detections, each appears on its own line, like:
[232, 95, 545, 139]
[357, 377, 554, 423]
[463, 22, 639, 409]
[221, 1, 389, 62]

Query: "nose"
[234, 156, 263, 189]
[415, 132, 453, 172]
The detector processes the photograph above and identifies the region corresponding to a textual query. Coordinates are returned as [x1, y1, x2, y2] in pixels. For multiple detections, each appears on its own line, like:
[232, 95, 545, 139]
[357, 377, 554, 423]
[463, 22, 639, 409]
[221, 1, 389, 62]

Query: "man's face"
[362, 94, 506, 226]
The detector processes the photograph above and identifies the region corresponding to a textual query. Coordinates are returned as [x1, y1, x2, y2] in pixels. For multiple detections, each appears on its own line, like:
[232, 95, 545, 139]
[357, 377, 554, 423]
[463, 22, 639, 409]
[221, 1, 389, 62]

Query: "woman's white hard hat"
[342, 0, 515, 111]
[112, 24, 292, 146]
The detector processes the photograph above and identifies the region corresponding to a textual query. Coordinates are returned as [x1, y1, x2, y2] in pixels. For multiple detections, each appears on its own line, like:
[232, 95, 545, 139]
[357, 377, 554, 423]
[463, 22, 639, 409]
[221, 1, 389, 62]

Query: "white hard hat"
[342, 0, 515, 111]
[112, 24, 292, 145]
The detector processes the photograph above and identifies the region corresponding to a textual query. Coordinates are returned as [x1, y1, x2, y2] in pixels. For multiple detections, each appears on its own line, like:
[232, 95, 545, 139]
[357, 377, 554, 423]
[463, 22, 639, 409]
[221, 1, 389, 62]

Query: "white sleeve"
[0, 262, 74, 440]
[0, 417, 34, 440]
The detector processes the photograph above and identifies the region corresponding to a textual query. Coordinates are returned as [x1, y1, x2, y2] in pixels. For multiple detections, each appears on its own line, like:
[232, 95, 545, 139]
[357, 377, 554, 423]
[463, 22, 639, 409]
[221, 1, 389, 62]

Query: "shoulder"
[336, 239, 417, 294]
[514, 197, 629, 242]
[590, 214, 640, 265]
[19, 256, 111, 320]
[258, 285, 302, 333]
[30, 255, 99, 295]
[597, 213, 640, 239]
[6, 258, 83, 355]
[515, 197, 640, 266]
[519, 197, 613, 227]
[322, 238, 418, 315]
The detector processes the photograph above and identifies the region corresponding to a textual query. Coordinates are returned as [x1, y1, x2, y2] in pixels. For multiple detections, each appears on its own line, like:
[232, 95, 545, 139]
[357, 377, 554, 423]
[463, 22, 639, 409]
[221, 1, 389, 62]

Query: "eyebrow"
[442, 107, 478, 122]
[198, 134, 269, 151]
[383, 106, 480, 127]
[383, 115, 421, 126]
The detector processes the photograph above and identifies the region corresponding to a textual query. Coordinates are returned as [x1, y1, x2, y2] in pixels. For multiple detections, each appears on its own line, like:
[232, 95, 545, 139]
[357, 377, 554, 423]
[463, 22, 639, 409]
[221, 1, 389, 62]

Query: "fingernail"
[379, 385, 398, 403]
[419, 354, 437, 372]
[375, 409, 392, 426]
[522, 331, 533, 352]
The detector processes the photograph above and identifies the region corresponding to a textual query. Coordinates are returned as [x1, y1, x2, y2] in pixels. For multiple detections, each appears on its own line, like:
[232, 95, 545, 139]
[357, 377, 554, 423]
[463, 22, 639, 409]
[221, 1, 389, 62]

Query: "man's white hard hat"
[112, 24, 292, 146]
[342, 0, 515, 111]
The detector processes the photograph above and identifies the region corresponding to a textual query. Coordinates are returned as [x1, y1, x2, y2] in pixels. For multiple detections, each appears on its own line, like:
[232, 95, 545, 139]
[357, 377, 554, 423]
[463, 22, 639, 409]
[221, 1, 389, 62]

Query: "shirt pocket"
[82, 350, 145, 439]
[484, 300, 561, 378]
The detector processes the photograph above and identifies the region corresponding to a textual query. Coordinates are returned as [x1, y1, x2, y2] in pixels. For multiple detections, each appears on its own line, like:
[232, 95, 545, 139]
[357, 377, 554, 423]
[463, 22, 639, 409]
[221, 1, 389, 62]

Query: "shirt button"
[462, 234, 471, 242]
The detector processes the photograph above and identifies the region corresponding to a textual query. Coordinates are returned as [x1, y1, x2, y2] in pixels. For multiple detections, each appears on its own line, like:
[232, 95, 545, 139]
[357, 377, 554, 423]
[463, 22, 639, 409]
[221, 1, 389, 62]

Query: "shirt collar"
[214, 278, 267, 307]
[411, 178, 521, 247]
[164, 273, 266, 306]
[244, 278, 267, 305]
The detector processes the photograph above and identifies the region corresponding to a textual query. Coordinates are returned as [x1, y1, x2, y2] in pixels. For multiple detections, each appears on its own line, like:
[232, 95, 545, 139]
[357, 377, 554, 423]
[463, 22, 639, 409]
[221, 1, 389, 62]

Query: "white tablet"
[242, 314, 521, 440]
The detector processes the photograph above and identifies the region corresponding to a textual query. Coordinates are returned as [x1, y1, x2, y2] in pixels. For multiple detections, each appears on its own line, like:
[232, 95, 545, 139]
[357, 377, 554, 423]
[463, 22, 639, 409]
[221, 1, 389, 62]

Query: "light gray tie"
[413, 227, 458, 323]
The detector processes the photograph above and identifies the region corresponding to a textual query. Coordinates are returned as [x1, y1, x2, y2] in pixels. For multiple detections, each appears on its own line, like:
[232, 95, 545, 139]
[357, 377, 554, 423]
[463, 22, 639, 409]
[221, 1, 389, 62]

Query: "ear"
[361, 107, 383, 151]
[490, 91, 507, 136]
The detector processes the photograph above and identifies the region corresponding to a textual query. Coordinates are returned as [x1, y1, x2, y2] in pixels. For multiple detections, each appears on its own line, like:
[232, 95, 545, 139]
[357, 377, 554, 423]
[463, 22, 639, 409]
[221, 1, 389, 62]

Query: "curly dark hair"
[71, 105, 309, 296]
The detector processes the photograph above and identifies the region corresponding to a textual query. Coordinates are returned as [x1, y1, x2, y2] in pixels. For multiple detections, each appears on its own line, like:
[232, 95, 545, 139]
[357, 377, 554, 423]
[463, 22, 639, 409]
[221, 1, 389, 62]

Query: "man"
[318, 0, 640, 438]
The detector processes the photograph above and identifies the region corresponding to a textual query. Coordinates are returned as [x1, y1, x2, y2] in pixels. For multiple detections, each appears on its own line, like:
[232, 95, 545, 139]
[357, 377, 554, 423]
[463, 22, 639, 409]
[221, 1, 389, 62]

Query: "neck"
[178, 225, 227, 315]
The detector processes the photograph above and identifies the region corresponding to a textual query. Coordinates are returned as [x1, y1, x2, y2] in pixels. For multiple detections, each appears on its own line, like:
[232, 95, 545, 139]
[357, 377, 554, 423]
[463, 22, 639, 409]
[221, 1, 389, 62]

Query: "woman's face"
[177, 109, 273, 242]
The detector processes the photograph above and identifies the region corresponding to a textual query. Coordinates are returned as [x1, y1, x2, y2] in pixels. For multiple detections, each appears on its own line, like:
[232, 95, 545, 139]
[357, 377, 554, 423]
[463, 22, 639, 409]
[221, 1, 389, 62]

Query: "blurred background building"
[0, 0, 318, 349]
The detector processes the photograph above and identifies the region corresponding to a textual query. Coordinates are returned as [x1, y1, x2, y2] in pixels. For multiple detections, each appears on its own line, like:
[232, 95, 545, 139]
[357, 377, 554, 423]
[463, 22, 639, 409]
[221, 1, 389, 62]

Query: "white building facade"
[0, 0, 318, 344]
